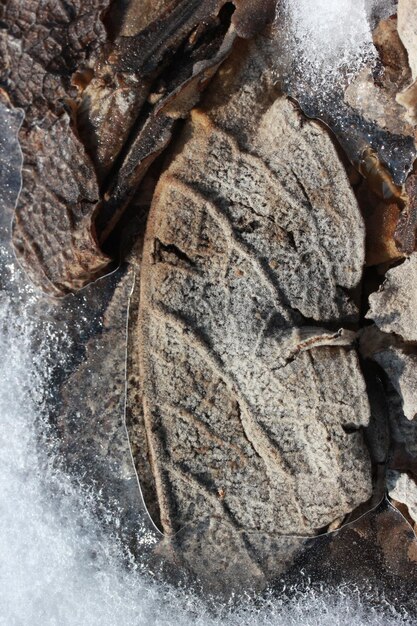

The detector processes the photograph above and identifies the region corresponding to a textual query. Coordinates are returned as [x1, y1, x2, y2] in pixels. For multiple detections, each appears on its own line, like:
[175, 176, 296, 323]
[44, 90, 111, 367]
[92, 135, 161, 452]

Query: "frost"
[277, 0, 396, 90]
[282, 0, 374, 86]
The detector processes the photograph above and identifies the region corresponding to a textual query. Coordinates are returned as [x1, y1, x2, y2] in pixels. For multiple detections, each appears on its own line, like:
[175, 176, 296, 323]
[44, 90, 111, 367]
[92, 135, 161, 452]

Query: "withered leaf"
[107, 0, 183, 38]
[355, 172, 403, 266]
[367, 253, 417, 342]
[76, 0, 231, 182]
[12, 113, 110, 296]
[6, 0, 278, 296]
[130, 39, 373, 590]
[0, 0, 111, 121]
[396, 0, 417, 123]
[1, 0, 113, 295]
[94, 26, 237, 242]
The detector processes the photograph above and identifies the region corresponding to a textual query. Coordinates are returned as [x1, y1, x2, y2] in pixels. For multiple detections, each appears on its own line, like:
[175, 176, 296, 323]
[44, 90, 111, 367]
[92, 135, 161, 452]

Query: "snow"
[276, 0, 396, 90]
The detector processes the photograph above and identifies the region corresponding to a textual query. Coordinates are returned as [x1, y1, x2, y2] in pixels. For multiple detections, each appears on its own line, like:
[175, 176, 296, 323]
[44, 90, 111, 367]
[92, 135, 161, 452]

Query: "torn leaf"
[367, 253, 417, 341]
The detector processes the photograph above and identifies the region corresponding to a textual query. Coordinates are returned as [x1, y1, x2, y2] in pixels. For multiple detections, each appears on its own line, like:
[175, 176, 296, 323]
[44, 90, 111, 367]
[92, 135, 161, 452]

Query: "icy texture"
[281, 0, 375, 87]
[0, 299, 413, 626]
[276, 0, 414, 184]
[279, 0, 395, 92]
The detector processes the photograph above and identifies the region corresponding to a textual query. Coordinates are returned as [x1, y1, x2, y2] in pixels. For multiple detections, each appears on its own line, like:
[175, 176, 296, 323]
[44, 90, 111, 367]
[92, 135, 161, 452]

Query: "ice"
[281, 0, 374, 86]
[0, 301, 413, 625]
[274, 0, 414, 184]
[277, 0, 396, 89]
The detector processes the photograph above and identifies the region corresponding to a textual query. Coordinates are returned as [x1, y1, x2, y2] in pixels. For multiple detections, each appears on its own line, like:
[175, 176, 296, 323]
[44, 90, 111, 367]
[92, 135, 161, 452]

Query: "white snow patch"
[277, 0, 397, 89]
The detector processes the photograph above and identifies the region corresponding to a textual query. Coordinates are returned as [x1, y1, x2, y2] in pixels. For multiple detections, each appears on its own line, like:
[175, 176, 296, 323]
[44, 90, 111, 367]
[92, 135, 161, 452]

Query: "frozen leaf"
[1, 0, 113, 295]
[12, 113, 110, 296]
[129, 38, 373, 590]
[367, 253, 417, 341]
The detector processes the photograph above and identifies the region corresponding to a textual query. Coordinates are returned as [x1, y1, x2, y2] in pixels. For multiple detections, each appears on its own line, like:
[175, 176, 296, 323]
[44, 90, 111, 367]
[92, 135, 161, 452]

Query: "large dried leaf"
[130, 39, 373, 588]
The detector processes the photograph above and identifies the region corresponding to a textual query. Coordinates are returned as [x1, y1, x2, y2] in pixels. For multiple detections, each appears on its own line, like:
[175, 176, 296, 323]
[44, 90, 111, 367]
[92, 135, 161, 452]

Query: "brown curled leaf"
[12, 113, 110, 296]
[78, 0, 279, 221]
[354, 148, 404, 266]
[0, 0, 111, 122]
[373, 17, 412, 93]
[7, 0, 278, 296]
[0, 0, 113, 295]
